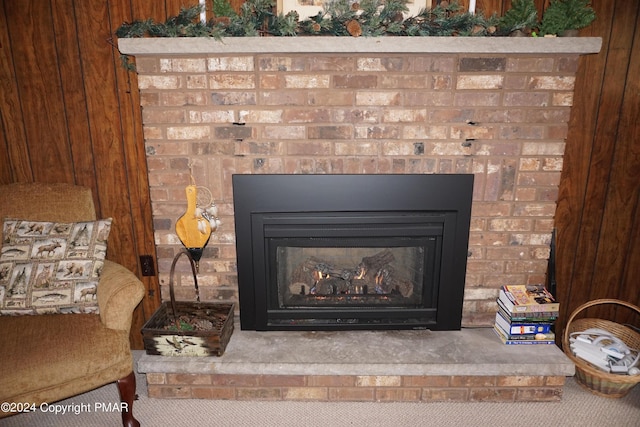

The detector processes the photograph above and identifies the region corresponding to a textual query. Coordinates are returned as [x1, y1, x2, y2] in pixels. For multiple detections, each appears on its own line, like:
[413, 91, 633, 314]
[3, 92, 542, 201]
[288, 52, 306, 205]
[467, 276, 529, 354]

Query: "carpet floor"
[1, 351, 638, 427]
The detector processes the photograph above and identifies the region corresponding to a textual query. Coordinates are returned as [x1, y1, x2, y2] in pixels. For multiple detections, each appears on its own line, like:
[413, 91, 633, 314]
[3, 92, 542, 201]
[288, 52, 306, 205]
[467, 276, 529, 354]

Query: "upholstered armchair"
[0, 182, 145, 427]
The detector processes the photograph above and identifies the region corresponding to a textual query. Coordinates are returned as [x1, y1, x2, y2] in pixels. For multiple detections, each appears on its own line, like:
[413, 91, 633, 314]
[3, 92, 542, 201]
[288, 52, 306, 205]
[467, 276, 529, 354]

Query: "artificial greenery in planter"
[539, 0, 596, 36]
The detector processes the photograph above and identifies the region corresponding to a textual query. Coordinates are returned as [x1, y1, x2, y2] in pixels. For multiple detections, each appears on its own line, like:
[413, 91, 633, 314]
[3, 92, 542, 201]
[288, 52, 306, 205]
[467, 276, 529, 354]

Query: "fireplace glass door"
[259, 213, 445, 328]
[276, 244, 431, 309]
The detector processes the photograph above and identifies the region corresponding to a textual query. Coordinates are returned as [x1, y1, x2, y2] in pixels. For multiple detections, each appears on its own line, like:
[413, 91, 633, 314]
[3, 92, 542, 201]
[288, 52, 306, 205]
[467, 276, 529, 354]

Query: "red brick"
[154, 386, 192, 399]
[211, 374, 260, 387]
[548, 124, 569, 140]
[403, 376, 450, 387]
[553, 92, 573, 106]
[483, 274, 526, 287]
[376, 388, 422, 402]
[428, 108, 474, 122]
[454, 92, 501, 106]
[422, 388, 469, 402]
[405, 91, 453, 106]
[485, 247, 529, 260]
[468, 232, 511, 247]
[236, 388, 282, 400]
[263, 125, 305, 140]
[356, 57, 404, 72]
[505, 260, 548, 273]
[457, 75, 504, 90]
[285, 74, 330, 89]
[163, 92, 208, 106]
[469, 388, 517, 402]
[471, 202, 512, 217]
[503, 92, 549, 107]
[488, 218, 533, 231]
[308, 90, 354, 105]
[557, 56, 579, 72]
[356, 376, 402, 387]
[142, 109, 187, 124]
[282, 387, 328, 400]
[528, 76, 575, 90]
[335, 141, 378, 156]
[167, 373, 211, 385]
[258, 56, 305, 72]
[516, 387, 563, 401]
[308, 125, 352, 139]
[513, 203, 557, 217]
[259, 74, 281, 89]
[260, 375, 306, 387]
[451, 376, 497, 387]
[459, 57, 506, 72]
[506, 57, 554, 72]
[307, 375, 357, 387]
[208, 56, 254, 71]
[208, 387, 238, 399]
[329, 387, 375, 401]
[287, 141, 332, 155]
[497, 376, 545, 387]
[410, 56, 455, 72]
[134, 57, 159, 73]
[545, 376, 566, 386]
[261, 91, 304, 105]
[308, 57, 355, 71]
[283, 108, 331, 123]
[500, 125, 544, 140]
[209, 74, 255, 89]
[357, 125, 401, 139]
[356, 91, 402, 106]
[146, 385, 163, 398]
[381, 75, 429, 89]
[504, 75, 527, 89]
[334, 74, 377, 88]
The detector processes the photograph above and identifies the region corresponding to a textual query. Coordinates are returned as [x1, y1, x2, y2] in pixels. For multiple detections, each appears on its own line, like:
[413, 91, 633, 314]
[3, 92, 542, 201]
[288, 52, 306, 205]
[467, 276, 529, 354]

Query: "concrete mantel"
[118, 36, 602, 56]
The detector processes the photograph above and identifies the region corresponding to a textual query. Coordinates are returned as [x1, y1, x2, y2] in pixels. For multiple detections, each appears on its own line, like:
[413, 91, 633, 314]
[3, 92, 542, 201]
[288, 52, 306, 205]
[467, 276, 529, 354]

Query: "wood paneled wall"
[554, 0, 640, 332]
[1, 0, 638, 349]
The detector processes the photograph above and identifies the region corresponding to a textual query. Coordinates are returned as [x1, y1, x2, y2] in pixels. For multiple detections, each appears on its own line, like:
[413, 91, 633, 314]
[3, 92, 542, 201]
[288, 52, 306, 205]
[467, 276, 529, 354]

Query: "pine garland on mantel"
[115, 0, 542, 40]
[116, 0, 598, 45]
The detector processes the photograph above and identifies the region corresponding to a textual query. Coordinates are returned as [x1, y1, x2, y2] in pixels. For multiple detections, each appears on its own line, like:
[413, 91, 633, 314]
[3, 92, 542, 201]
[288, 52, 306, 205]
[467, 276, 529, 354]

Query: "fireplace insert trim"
[262, 213, 446, 323]
[233, 174, 474, 331]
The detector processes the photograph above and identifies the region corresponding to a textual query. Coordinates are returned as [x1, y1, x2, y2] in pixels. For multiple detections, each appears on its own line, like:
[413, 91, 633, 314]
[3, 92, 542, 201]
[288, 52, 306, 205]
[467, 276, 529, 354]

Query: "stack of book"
[494, 285, 560, 345]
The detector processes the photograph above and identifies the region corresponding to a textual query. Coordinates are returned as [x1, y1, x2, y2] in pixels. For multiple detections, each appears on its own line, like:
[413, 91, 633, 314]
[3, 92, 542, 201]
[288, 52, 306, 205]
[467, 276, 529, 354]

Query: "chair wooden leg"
[116, 371, 140, 427]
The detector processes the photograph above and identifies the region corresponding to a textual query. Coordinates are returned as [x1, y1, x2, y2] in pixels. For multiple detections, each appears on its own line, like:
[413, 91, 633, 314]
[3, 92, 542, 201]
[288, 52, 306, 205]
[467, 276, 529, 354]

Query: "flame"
[375, 270, 383, 285]
[314, 270, 329, 281]
[355, 266, 366, 280]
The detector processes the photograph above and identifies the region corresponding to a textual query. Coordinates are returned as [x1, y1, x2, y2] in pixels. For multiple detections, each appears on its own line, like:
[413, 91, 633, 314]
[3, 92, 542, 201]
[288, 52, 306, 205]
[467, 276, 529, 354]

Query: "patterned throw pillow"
[0, 218, 111, 315]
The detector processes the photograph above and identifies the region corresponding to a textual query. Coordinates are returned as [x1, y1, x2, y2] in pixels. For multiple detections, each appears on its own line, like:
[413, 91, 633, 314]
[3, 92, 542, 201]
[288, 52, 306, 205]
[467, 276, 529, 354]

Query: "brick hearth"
[138, 327, 574, 402]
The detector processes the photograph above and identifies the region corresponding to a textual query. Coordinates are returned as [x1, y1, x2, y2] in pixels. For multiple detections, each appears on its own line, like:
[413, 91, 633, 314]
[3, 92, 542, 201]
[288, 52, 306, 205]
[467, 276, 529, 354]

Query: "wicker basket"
[562, 299, 640, 398]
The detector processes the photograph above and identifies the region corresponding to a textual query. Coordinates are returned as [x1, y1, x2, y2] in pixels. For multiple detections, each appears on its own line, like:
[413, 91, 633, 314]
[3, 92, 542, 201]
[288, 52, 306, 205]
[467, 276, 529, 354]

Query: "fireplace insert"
[233, 174, 473, 331]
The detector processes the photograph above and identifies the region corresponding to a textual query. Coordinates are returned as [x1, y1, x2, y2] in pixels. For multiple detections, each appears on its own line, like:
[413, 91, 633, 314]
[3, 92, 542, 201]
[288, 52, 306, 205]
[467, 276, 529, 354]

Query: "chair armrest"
[97, 260, 145, 332]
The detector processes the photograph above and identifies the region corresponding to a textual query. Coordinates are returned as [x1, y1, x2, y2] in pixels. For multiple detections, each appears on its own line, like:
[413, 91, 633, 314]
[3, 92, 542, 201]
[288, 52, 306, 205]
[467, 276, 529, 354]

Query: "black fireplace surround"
[233, 174, 474, 331]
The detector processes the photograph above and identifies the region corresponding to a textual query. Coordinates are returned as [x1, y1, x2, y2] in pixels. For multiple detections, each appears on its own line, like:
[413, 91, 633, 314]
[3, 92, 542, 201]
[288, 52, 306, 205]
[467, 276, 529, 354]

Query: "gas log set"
[289, 249, 415, 302]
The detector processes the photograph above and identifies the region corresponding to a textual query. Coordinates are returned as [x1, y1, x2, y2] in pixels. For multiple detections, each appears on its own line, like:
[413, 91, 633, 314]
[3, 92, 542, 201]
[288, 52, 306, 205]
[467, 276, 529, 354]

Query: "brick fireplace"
[120, 36, 600, 402]
[120, 36, 600, 327]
